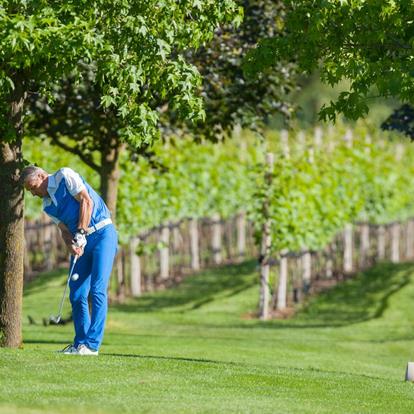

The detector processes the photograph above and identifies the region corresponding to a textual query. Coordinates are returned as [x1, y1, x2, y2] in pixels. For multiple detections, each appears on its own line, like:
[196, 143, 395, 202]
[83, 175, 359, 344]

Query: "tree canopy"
[243, 0, 414, 122]
[0, 0, 242, 347]
[1, 1, 242, 144]
[171, 0, 298, 141]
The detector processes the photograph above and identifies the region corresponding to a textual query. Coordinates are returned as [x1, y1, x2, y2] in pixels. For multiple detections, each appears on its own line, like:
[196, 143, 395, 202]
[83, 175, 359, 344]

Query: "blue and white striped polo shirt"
[43, 168, 111, 235]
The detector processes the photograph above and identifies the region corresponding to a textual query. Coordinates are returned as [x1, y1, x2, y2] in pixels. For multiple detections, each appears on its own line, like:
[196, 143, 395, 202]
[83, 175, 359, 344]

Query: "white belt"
[87, 218, 112, 235]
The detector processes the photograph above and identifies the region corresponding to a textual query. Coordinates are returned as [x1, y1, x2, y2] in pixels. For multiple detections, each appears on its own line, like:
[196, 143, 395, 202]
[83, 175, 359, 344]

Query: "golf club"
[49, 255, 78, 324]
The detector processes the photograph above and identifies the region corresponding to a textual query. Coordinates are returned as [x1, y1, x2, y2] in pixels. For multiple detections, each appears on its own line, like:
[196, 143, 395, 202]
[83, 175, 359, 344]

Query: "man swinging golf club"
[22, 166, 118, 355]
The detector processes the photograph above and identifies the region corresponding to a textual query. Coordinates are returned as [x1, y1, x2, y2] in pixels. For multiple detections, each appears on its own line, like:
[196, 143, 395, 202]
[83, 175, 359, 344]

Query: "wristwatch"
[77, 228, 87, 235]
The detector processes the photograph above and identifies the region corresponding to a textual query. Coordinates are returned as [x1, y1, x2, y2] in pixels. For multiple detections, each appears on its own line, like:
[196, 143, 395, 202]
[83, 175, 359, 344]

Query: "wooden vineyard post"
[390, 145, 404, 263]
[160, 224, 170, 280]
[404, 221, 409, 261]
[327, 126, 336, 153]
[259, 152, 274, 320]
[360, 223, 370, 269]
[377, 225, 386, 260]
[344, 129, 353, 148]
[116, 249, 126, 303]
[297, 130, 306, 151]
[391, 222, 400, 263]
[172, 224, 181, 251]
[211, 213, 222, 265]
[406, 219, 414, 260]
[44, 221, 54, 271]
[302, 250, 312, 293]
[365, 134, 372, 154]
[276, 250, 288, 311]
[236, 211, 246, 260]
[325, 244, 334, 278]
[280, 130, 290, 158]
[130, 237, 142, 297]
[301, 129, 318, 290]
[314, 126, 323, 147]
[343, 224, 353, 273]
[395, 143, 405, 162]
[189, 218, 200, 271]
[274, 132, 290, 311]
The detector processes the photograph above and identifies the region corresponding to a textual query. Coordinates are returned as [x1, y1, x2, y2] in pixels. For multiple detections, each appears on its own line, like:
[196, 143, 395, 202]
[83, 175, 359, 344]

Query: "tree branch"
[50, 135, 100, 172]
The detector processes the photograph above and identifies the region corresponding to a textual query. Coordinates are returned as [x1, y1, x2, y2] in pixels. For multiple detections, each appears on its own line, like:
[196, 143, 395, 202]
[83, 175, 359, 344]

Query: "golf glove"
[72, 231, 87, 249]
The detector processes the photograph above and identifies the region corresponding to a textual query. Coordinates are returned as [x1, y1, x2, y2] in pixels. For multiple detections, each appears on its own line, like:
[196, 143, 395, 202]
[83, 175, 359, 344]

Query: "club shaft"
[55, 255, 78, 321]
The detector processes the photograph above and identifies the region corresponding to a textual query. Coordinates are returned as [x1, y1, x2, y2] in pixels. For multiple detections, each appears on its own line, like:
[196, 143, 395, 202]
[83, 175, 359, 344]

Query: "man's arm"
[60, 168, 93, 231]
[74, 189, 94, 231]
[58, 222, 82, 256]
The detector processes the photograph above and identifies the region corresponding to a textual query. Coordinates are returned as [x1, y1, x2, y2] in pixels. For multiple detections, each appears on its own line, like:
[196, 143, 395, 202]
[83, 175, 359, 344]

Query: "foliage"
[25, 124, 414, 251]
[243, 0, 414, 123]
[0, 1, 242, 143]
[116, 137, 259, 242]
[252, 124, 414, 253]
[162, 0, 298, 141]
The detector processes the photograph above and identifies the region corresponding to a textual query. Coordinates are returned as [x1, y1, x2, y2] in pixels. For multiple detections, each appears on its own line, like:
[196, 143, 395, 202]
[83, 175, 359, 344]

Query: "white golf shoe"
[59, 344, 78, 355]
[77, 344, 99, 356]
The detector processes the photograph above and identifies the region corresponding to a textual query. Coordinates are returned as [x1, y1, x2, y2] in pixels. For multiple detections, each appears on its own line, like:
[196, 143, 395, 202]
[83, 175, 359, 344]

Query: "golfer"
[22, 165, 118, 356]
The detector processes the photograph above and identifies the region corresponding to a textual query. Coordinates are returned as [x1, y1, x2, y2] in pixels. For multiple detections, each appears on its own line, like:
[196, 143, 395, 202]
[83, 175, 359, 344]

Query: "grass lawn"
[1, 260, 414, 413]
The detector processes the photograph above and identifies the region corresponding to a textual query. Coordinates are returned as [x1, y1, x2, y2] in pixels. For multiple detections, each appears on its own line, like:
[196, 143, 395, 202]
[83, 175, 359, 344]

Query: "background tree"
[0, 0, 241, 347]
[382, 104, 414, 140]
[163, 0, 298, 141]
[27, 0, 298, 225]
[243, 0, 414, 122]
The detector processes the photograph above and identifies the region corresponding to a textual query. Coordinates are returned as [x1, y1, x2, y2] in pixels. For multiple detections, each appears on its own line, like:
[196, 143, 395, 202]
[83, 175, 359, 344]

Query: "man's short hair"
[20, 165, 47, 184]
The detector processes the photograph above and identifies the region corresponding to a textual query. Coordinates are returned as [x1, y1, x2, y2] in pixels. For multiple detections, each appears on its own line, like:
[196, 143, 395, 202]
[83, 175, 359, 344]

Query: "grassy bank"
[1, 260, 414, 413]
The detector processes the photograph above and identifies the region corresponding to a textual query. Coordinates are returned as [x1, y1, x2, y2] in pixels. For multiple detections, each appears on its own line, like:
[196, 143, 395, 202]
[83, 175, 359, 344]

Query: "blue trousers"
[69, 224, 118, 351]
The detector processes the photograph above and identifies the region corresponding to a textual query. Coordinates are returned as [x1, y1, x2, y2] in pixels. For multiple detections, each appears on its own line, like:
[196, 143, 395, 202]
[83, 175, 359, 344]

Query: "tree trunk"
[100, 138, 124, 223]
[0, 76, 25, 347]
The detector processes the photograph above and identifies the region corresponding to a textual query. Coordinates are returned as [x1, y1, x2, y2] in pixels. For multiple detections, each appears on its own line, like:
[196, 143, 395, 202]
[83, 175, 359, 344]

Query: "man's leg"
[69, 253, 92, 347]
[85, 226, 118, 351]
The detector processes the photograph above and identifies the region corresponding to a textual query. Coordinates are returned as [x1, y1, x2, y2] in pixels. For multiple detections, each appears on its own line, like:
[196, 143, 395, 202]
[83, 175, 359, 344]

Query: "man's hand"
[73, 231, 87, 249]
[69, 244, 84, 257]
[58, 222, 86, 257]
[72, 229, 87, 257]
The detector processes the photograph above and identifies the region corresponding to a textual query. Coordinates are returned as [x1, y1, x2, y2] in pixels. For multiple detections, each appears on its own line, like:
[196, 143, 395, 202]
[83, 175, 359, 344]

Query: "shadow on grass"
[237, 262, 414, 329]
[103, 353, 237, 365]
[112, 260, 258, 313]
[94, 353, 388, 382]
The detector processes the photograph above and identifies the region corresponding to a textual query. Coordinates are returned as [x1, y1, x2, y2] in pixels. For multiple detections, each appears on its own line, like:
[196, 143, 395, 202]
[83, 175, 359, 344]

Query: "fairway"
[2, 260, 414, 413]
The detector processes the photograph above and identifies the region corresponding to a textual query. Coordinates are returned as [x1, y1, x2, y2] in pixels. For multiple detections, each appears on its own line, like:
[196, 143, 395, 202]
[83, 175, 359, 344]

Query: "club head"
[49, 315, 61, 324]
